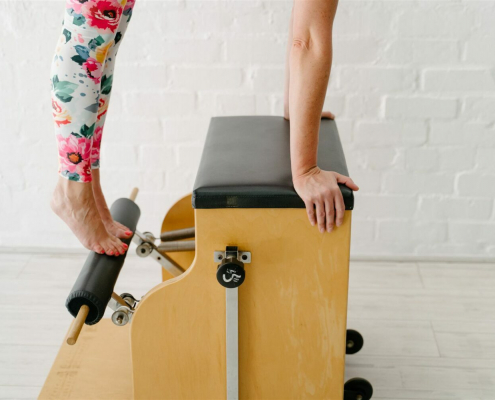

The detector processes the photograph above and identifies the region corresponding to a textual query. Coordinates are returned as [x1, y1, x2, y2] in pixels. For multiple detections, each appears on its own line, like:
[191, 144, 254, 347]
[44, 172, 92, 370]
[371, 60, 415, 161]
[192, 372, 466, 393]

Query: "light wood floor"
[0, 252, 494, 400]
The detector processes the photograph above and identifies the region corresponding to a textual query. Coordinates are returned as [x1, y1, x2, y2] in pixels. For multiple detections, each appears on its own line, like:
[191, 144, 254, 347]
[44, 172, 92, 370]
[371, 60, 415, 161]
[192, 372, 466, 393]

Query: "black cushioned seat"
[192, 116, 354, 210]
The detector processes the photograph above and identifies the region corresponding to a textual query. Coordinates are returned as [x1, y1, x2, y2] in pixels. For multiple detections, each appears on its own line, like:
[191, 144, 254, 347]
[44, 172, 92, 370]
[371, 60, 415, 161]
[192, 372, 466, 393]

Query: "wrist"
[292, 165, 320, 182]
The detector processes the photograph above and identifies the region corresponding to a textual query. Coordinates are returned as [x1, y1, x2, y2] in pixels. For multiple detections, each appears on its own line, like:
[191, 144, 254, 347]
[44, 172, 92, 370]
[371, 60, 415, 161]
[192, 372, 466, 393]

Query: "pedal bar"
[65, 197, 141, 330]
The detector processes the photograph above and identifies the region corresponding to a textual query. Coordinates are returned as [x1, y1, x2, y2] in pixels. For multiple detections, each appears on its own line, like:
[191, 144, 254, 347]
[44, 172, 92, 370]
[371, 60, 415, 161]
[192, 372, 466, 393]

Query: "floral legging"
[51, 0, 136, 182]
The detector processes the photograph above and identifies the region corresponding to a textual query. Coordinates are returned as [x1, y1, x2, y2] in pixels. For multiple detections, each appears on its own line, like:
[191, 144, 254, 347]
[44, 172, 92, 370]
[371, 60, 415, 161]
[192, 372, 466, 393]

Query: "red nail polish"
[123, 244, 128, 248]
[109, 251, 113, 255]
[115, 253, 119, 256]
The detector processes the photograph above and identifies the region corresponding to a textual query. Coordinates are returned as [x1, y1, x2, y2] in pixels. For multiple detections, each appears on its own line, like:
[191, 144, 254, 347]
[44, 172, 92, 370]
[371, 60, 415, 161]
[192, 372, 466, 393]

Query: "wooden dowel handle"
[66, 304, 89, 346]
[129, 187, 139, 202]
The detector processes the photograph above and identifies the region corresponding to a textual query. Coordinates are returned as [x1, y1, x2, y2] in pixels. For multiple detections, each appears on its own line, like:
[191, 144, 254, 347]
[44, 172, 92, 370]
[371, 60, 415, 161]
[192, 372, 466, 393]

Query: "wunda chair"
[40, 116, 373, 400]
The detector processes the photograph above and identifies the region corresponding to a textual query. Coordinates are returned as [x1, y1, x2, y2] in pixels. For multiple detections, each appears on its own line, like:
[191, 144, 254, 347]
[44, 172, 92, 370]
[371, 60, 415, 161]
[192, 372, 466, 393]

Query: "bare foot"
[50, 177, 128, 256]
[91, 169, 133, 240]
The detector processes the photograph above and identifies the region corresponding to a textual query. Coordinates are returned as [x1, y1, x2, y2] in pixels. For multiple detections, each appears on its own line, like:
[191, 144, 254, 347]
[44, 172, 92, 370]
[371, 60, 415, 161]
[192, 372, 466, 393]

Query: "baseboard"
[349, 254, 495, 264]
[1, 246, 494, 264]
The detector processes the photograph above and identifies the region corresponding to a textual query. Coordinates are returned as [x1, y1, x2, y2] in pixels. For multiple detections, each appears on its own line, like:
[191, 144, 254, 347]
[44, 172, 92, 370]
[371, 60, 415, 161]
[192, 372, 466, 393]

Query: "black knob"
[217, 257, 245, 288]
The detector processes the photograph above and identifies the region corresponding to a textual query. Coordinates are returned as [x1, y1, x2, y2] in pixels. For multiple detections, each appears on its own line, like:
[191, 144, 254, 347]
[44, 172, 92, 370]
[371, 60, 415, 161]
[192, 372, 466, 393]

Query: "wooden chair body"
[132, 204, 351, 399]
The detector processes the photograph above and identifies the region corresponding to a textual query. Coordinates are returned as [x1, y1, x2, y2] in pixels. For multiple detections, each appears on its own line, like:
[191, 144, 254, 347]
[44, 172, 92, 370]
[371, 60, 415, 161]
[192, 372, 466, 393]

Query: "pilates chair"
[40, 116, 373, 400]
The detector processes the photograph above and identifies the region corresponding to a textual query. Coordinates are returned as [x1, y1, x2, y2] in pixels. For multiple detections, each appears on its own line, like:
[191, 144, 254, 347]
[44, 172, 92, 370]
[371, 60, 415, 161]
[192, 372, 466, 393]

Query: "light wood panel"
[38, 320, 132, 400]
[131, 208, 352, 399]
[159, 194, 195, 281]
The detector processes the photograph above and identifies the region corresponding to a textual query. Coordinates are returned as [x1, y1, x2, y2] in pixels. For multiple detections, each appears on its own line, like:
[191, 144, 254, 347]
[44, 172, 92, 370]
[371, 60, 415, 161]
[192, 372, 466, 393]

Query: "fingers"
[308, 192, 345, 233]
[334, 191, 346, 228]
[315, 200, 326, 233]
[334, 173, 359, 191]
[305, 201, 316, 226]
[321, 111, 335, 120]
[325, 198, 335, 232]
[298, 170, 354, 232]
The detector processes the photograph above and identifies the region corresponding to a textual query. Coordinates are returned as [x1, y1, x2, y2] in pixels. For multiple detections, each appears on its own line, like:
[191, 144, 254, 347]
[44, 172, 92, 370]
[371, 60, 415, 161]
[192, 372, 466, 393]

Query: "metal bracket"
[132, 230, 185, 277]
[214, 248, 251, 264]
[108, 292, 137, 326]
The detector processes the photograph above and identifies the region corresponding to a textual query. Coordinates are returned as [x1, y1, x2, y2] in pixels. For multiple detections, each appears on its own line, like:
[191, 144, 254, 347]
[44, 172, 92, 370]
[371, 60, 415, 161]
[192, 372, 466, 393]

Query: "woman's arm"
[283, 9, 293, 120]
[286, 0, 358, 233]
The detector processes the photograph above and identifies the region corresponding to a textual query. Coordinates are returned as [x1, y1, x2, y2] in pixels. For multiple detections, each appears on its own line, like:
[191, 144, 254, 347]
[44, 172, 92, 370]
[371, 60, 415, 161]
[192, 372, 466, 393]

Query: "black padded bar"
[65, 198, 141, 325]
[192, 116, 354, 210]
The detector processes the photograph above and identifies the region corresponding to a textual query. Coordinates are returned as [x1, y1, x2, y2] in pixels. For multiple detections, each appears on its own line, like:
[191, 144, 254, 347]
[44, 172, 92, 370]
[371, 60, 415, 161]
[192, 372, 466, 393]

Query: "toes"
[116, 223, 132, 238]
[115, 227, 131, 239]
[101, 241, 117, 256]
[111, 237, 127, 255]
[115, 221, 128, 230]
[94, 245, 104, 254]
[109, 243, 119, 256]
[100, 237, 127, 257]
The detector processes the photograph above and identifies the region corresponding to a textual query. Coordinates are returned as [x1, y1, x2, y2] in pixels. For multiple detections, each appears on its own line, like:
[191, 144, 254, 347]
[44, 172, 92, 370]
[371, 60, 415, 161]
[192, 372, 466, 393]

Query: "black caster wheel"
[346, 329, 364, 355]
[344, 378, 373, 400]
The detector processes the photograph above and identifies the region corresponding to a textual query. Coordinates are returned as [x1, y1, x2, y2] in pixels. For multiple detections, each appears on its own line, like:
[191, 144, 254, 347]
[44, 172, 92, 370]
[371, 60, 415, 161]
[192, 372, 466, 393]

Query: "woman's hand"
[293, 167, 359, 233]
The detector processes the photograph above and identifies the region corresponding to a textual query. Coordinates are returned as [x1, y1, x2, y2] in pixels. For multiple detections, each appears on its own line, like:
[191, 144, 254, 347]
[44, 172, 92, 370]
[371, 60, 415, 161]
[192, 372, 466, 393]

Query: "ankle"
[55, 176, 93, 198]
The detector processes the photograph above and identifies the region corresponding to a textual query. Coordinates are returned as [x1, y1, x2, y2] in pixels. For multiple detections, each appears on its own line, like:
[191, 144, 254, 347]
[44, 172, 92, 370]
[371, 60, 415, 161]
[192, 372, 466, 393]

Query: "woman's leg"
[50, 0, 131, 255]
[89, 0, 137, 238]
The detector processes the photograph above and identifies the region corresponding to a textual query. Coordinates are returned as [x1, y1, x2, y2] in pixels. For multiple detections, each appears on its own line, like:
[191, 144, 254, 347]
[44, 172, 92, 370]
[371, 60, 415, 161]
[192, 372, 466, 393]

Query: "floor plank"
[0, 386, 42, 400]
[346, 319, 440, 357]
[0, 254, 31, 280]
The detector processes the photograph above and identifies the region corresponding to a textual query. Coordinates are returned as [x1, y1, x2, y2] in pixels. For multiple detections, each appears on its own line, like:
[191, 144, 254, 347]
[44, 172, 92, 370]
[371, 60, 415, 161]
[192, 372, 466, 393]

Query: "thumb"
[334, 173, 359, 191]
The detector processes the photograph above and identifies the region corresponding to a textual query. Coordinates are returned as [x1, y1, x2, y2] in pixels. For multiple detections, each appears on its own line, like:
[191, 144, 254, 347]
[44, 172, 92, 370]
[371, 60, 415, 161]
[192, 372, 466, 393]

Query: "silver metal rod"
[160, 227, 195, 242]
[157, 241, 196, 253]
[154, 251, 185, 276]
[226, 288, 239, 400]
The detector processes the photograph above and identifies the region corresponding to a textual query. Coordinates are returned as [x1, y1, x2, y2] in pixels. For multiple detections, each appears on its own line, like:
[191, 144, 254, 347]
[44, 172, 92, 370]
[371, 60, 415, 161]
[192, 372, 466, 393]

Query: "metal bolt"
[347, 340, 354, 348]
[112, 309, 130, 326]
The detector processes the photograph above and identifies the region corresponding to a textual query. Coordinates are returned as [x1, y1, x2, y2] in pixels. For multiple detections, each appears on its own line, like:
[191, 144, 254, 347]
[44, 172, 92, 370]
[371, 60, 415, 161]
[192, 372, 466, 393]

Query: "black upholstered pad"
[192, 116, 354, 210]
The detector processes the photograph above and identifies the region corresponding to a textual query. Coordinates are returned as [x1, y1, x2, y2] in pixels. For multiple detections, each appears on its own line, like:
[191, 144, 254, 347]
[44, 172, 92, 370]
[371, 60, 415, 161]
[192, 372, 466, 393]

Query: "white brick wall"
[0, 0, 494, 258]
